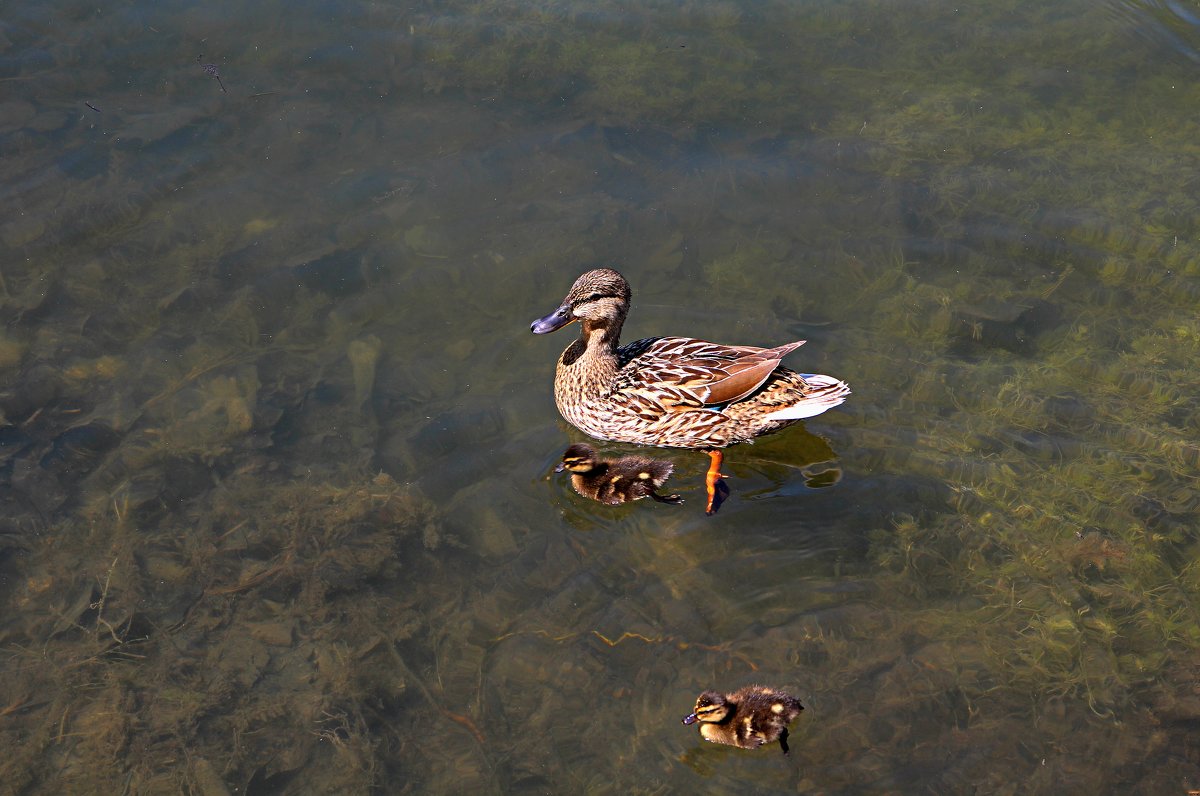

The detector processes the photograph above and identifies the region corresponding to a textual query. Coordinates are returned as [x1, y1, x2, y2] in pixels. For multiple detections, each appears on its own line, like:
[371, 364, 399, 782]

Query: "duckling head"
[682, 691, 731, 725]
[556, 443, 601, 473]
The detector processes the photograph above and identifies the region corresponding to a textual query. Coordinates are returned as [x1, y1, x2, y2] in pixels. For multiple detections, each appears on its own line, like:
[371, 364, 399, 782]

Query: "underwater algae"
[0, 111, 476, 793]
[3, 0, 1200, 791]
[829, 230, 1200, 789]
[0, 465, 451, 793]
[0, 199, 475, 785]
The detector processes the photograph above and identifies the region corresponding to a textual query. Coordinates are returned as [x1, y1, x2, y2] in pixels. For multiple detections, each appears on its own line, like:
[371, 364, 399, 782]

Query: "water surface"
[2, 0, 1200, 792]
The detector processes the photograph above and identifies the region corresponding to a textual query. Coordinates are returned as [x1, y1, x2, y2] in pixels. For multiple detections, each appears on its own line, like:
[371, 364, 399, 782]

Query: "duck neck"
[581, 316, 620, 352]
[561, 315, 621, 368]
[556, 320, 622, 428]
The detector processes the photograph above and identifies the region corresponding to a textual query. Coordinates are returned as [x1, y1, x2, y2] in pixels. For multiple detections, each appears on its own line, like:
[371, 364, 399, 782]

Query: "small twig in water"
[92, 556, 124, 643]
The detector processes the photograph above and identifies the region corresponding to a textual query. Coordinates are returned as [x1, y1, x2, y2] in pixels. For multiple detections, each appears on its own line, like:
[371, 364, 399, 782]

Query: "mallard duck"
[555, 443, 683, 505]
[682, 686, 804, 754]
[531, 268, 850, 513]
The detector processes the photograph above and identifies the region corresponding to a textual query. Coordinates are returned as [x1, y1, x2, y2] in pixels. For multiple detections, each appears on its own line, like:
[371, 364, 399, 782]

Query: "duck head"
[531, 269, 631, 336]
[556, 443, 601, 473]
[682, 691, 731, 725]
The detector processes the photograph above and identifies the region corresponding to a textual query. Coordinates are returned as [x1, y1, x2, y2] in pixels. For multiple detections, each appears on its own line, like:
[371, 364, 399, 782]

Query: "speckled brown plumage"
[682, 686, 804, 754]
[555, 443, 682, 505]
[530, 269, 850, 449]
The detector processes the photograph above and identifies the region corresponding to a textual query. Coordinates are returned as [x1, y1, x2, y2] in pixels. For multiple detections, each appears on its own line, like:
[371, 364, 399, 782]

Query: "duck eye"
[586, 292, 603, 302]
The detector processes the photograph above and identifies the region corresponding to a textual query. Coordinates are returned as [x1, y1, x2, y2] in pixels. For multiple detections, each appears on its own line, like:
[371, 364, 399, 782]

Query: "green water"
[2, 0, 1199, 792]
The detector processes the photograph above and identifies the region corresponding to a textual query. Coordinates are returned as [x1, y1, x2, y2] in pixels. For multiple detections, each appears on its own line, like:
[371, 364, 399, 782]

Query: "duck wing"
[614, 337, 806, 407]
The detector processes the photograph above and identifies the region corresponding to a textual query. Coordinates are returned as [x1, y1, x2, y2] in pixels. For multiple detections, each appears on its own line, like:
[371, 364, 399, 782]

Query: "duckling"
[682, 686, 804, 754]
[556, 443, 683, 506]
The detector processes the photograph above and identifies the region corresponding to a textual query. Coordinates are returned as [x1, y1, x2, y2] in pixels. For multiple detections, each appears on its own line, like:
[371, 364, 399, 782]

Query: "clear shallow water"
[2, 0, 1200, 792]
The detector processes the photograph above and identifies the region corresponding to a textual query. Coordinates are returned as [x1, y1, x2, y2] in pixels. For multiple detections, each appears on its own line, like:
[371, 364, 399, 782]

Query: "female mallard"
[556, 442, 683, 506]
[530, 269, 850, 513]
[682, 686, 804, 754]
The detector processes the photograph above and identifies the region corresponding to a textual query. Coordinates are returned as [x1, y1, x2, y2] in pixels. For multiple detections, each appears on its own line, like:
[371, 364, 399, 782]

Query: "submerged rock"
[40, 423, 121, 476]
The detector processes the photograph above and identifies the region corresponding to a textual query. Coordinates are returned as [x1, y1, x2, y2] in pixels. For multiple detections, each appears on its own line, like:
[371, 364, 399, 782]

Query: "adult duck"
[531, 268, 849, 513]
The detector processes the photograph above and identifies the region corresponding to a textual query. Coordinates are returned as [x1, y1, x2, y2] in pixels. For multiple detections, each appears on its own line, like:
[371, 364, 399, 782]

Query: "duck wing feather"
[613, 337, 806, 407]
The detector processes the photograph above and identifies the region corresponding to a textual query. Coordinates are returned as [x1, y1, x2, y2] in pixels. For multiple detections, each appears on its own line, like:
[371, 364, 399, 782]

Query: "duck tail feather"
[761, 375, 851, 421]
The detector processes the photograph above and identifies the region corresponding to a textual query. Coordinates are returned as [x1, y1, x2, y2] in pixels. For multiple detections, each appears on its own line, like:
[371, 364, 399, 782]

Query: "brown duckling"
[682, 686, 804, 754]
[556, 443, 683, 506]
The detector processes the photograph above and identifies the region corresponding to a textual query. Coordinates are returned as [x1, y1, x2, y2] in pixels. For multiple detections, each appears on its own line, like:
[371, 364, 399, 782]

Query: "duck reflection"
[556, 443, 683, 506]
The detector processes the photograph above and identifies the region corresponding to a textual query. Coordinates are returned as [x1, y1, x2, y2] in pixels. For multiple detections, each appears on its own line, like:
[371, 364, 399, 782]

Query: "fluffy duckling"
[556, 443, 683, 506]
[682, 686, 804, 754]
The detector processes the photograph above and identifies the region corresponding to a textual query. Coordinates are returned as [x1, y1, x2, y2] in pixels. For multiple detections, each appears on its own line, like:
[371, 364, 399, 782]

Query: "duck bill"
[531, 304, 574, 334]
[554, 462, 566, 473]
[682, 713, 698, 725]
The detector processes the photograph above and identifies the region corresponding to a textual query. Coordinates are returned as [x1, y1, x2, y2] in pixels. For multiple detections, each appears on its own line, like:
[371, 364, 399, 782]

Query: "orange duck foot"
[704, 449, 729, 515]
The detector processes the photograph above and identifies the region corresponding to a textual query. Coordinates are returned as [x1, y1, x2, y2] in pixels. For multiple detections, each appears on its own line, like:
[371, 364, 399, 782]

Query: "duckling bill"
[556, 443, 683, 506]
[682, 686, 804, 754]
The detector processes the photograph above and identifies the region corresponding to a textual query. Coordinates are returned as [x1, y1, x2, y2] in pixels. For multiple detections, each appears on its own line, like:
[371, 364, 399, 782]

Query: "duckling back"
[577, 456, 678, 505]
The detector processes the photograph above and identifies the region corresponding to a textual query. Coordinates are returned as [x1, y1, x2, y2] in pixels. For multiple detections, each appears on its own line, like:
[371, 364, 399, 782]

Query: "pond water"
[2, 0, 1200, 792]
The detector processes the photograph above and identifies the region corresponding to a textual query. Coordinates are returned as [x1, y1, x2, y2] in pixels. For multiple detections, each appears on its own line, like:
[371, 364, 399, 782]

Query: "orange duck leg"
[704, 449, 727, 515]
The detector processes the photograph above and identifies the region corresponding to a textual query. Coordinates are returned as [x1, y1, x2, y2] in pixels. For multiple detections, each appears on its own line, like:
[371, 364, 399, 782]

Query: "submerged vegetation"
[1, 0, 1199, 791]
[2, 470, 443, 792]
